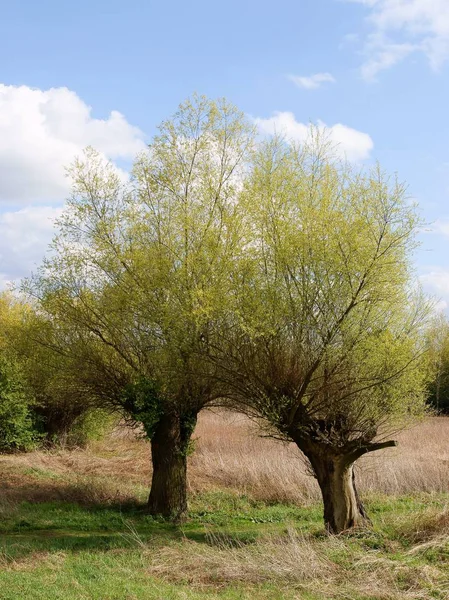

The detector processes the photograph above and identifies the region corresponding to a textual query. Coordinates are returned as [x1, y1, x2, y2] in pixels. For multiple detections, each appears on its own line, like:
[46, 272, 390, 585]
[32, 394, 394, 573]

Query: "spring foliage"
[25, 94, 255, 438]
[216, 133, 430, 443]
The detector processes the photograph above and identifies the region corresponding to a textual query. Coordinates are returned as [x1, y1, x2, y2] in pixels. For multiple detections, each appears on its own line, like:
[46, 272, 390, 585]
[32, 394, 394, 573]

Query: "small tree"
[214, 135, 430, 533]
[27, 95, 254, 519]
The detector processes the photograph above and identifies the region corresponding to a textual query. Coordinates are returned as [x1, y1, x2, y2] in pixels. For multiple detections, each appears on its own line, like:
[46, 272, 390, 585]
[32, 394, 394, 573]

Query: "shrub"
[65, 408, 119, 447]
[0, 358, 36, 452]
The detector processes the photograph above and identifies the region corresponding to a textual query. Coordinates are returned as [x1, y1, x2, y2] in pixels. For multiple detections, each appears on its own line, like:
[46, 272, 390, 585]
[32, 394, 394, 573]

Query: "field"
[1, 411, 449, 599]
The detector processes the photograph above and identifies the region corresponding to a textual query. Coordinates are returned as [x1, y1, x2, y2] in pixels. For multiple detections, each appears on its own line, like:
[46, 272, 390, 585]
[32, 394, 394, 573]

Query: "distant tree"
[426, 312, 449, 414]
[213, 135, 431, 533]
[0, 294, 36, 452]
[1, 293, 100, 446]
[15, 315, 104, 445]
[26, 95, 254, 520]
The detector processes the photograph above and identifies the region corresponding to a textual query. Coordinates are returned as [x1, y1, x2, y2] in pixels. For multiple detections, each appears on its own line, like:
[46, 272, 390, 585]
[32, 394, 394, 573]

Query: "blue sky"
[1, 0, 449, 307]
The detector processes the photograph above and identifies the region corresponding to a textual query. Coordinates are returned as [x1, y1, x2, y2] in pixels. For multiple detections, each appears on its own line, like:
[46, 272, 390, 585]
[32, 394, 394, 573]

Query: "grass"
[1, 411, 449, 599]
[0, 491, 449, 599]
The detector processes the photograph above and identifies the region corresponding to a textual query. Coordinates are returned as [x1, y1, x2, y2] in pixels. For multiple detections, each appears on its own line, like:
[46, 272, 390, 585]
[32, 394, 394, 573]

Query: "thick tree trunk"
[147, 411, 197, 521]
[306, 451, 369, 534]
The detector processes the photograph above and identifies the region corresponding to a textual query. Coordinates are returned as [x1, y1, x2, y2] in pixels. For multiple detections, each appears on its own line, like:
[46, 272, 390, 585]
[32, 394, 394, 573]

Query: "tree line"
[0, 95, 447, 534]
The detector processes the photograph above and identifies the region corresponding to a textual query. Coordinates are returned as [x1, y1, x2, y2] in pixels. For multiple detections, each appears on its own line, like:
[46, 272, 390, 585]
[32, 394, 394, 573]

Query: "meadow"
[1, 411, 449, 599]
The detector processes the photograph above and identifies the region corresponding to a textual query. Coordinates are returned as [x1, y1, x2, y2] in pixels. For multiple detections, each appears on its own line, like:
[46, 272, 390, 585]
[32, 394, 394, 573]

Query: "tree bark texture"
[306, 450, 369, 534]
[147, 411, 197, 521]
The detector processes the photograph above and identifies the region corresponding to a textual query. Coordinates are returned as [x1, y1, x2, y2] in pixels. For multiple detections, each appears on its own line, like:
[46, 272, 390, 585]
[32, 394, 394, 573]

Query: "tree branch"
[365, 440, 398, 452]
[348, 439, 397, 462]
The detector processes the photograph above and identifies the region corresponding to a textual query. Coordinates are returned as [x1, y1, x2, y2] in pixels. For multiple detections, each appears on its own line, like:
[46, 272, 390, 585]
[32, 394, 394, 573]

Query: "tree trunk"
[306, 451, 369, 534]
[147, 411, 197, 521]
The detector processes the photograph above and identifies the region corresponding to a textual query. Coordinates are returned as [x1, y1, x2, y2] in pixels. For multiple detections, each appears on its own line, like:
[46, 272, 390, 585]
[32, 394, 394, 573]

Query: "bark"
[306, 450, 369, 534]
[147, 411, 197, 521]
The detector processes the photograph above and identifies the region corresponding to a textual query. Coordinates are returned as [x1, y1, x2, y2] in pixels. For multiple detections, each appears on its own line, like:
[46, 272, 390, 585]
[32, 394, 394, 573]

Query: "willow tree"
[27, 95, 254, 519]
[214, 135, 430, 533]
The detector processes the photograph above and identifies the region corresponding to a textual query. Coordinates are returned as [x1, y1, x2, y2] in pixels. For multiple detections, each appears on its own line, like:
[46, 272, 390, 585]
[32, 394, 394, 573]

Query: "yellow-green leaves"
[24, 96, 430, 447]
[26, 95, 256, 424]
[222, 132, 430, 442]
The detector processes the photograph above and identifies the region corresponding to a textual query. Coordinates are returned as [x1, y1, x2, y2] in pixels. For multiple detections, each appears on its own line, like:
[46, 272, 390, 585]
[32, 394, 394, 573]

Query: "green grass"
[1, 467, 449, 599]
[0, 491, 321, 599]
[0, 494, 321, 557]
[0, 552, 306, 600]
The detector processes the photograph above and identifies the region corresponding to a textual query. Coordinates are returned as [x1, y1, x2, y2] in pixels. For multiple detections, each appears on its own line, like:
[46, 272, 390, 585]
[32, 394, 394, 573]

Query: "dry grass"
[1, 410, 449, 506]
[140, 519, 449, 599]
[394, 505, 449, 544]
[190, 411, 449, 503]
[147, 527, 336, 587]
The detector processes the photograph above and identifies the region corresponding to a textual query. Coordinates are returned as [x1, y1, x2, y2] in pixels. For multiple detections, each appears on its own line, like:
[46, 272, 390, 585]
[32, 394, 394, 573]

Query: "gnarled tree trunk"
[147, 411, 197, 521]
[305, 449, 369, 534]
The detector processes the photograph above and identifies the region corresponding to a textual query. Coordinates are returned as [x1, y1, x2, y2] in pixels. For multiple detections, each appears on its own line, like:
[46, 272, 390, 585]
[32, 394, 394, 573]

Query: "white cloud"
[0, 206, 62, 289]
[360, 34, 416, 81]
[0, 84, 146, 204]
[433, 220, 449, 236]
[288, 72, 336, 90]
[254, 111, 373, 161]
[347, 0, 449, 79]
[341, 33, 360, 46]
[420, 266, 449, 311]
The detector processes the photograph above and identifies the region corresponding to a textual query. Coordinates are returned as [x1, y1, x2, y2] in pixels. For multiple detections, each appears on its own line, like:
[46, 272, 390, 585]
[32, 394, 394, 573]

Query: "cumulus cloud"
[0, 206, 63, 290]
[254, 111, 373, 161]
[346, 0, 449, 79]
[0, 84, 146, 204]
[288, 72, 336, 90]
[0, 83, 146, 287]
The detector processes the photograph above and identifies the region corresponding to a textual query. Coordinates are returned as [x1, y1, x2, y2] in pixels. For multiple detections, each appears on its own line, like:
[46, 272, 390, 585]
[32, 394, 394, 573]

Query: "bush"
[0, 358, 36, 452]
[64, 408, 119, 448]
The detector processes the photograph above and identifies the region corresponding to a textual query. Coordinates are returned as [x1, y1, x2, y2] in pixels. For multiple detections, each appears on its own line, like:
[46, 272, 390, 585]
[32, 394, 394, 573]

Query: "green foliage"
[121, 378, 162, 439]
[217, 132, 431, 448]
[1, 293, 99, 446]
[65, 408, 119, 447]
[429, 380, 449, 414]
[24, 94, 256, 435]
[0, 358, 36, 452]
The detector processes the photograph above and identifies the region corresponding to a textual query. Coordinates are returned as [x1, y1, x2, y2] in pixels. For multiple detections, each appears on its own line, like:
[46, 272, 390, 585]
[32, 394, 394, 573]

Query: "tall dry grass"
[133, 510, 449, 600]
[1, 410, 449, 505]
[190, 411, 449, 503]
